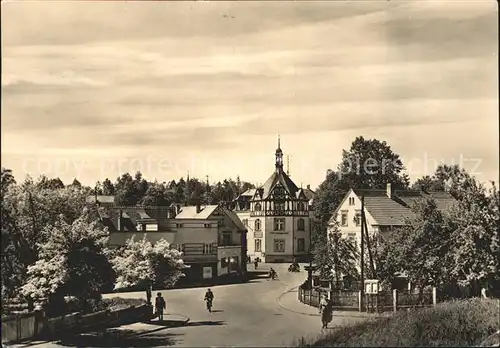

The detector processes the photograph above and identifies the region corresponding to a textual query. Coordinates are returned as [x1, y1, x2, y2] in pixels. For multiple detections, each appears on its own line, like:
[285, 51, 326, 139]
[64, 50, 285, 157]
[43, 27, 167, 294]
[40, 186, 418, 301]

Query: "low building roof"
[348, 189, 456, 226]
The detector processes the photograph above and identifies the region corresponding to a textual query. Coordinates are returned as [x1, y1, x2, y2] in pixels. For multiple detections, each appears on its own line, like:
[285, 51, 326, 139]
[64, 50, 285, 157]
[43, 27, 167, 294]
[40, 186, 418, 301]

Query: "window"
[242, 219, 248, 226]
[275, 202, 285, 211]
[354, 211, 361, 226]
[176, 223, 184, 228]
[297, 218, 305, 231]
[254, 203, 262, 211]
[203, 244, 214, 254]
[274, 218, 285, 231]
[297, 238, 305, 252]
[348, 197, 355, 205]
[297, 202, 305, 211]
[219, 219, 225, 226]
[274, 239, 285, 252]
[221, 257, 228, 268]
[255, 239, 262, 252]
[220, 231, 232, 246]
[204, 223, 211, 228]
[254, 219, 261, 231]
[341, 211, 348, 227]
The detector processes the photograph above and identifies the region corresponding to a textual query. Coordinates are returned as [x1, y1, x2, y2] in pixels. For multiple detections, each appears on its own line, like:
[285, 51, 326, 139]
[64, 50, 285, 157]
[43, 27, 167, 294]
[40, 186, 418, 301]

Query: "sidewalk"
[277, 287, 321, 316]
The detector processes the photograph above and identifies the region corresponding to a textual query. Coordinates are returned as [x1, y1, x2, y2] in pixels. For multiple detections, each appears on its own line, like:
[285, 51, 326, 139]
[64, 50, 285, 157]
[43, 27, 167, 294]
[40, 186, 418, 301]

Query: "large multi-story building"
[95, 202, 247, 282]
[231, 138, 315, 263]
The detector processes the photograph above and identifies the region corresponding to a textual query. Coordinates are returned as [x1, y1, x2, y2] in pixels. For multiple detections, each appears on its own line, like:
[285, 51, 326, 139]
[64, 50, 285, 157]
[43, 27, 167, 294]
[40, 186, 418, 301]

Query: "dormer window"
[254, 203, 262, 211]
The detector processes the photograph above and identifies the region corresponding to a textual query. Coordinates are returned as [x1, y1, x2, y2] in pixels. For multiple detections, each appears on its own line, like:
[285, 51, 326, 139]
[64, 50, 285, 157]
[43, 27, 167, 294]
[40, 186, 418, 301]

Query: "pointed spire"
[275, 135, 284, 172]
[286, 155, 290, 176]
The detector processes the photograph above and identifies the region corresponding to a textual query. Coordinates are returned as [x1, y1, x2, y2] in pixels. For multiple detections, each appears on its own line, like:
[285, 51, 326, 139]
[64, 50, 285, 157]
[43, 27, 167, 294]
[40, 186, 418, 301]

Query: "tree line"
[16, 171, 256, 207]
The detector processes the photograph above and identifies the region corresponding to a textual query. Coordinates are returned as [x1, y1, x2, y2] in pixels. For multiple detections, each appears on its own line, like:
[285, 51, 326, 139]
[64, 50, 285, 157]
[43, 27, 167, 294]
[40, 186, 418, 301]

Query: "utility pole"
[360, 195, 365, 312]
[362, 208, 376, 278]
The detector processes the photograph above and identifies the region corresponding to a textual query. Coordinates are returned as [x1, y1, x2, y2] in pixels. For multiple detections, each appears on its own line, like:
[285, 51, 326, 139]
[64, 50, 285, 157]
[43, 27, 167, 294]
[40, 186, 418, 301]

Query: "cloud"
[1, 0, 497, 187]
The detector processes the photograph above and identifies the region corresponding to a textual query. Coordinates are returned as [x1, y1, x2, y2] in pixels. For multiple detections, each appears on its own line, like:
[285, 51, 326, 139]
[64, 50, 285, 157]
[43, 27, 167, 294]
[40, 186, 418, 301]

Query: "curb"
[276, 288, 388, 319]
[147, 313, 190, 327]
[276, 286, 321, 317]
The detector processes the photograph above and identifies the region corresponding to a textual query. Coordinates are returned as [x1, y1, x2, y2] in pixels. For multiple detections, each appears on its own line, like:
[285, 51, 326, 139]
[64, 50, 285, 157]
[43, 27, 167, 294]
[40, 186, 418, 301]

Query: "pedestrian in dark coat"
[155, 293, 166, 321]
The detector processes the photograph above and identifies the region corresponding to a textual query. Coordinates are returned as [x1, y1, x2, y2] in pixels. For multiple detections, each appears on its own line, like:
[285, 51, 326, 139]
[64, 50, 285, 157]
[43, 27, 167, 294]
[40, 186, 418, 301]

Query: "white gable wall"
[328, 190, 379, 248]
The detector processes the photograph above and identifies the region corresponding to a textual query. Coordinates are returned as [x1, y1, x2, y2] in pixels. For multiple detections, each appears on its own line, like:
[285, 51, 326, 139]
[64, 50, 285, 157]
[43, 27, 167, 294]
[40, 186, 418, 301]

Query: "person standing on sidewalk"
[155, 292, 166, 321]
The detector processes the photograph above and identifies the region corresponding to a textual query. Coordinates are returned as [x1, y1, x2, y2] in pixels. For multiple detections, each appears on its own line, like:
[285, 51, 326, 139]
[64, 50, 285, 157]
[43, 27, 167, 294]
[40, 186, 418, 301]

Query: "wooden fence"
[298, 287, 436, 313]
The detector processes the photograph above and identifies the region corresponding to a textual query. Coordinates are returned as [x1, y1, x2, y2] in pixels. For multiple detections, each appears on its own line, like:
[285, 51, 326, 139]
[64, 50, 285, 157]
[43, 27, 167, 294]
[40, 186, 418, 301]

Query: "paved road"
[11, 264, 363, 347]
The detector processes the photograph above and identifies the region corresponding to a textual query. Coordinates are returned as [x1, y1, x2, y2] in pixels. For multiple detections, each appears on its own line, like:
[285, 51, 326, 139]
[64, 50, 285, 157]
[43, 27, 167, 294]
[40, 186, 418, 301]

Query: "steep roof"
[348, 189, 456, 226]
[224, 208, 247, 231]
[255, 170, 302, 200]
[303, 187, 315, 200]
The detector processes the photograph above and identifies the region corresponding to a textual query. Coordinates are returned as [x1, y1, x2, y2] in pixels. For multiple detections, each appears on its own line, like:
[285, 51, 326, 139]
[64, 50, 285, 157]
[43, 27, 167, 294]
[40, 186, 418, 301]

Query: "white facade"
[328, 189, 379, 248]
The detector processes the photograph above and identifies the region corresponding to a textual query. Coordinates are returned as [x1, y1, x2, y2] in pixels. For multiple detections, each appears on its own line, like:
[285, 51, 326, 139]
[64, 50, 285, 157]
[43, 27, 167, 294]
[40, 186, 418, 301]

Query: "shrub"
[297, 298, 500, 347]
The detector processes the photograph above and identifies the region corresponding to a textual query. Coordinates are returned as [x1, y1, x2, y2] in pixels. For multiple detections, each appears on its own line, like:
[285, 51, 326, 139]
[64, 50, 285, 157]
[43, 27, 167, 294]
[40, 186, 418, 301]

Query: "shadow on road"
[211, 309, 224, 313]
[146, 319, 188, 327]
[54, 327, 183, 347]
[185, 320, 225, 327]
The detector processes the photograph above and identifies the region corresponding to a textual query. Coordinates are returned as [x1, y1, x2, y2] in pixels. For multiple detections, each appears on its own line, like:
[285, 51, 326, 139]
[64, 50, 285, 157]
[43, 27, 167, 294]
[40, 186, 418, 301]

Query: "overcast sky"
[1, 0, 498, 188]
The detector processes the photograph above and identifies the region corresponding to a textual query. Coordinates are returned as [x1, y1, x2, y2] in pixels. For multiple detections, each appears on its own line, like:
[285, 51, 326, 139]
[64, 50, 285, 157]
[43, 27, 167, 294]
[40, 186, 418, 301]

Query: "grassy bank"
[297, 298, 500, 347]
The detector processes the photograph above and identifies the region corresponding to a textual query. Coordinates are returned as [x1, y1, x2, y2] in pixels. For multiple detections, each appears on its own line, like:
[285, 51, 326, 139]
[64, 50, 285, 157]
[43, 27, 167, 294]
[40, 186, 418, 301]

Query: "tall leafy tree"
[312, 137, 409, 226]
[111, 236, 185, 290]
[101, 178, 115, 195]
[312, 219, 359, 286]
[140, 181, 171, 206]
[445, 178, 499, 295]
[69, 178, 82, 188]
[412, 164, 467, 194]
[21, 208, 115, 315]
[1, 179, 87, 303]
[377, 198, 453, 295]
[36, 175, 65, 190]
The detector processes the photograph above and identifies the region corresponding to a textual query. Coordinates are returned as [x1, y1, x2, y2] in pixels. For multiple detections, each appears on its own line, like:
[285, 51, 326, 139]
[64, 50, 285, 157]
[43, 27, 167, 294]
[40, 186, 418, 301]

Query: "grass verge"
[296, 298, 500, 347]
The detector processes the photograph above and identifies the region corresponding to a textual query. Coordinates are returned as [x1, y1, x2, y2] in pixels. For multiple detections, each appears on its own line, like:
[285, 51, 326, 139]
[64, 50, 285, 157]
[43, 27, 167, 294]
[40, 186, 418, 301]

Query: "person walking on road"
[254, 259, 259, 270]
[321, 299, 333, 329]
[155, 292, 166, 321]
[319, 295, 328, 314]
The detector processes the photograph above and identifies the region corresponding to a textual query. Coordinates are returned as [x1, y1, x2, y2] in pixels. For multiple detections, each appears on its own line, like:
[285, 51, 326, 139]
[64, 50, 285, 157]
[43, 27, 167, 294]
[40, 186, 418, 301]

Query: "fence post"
[432, 287, 437, 306]
[358, 291, 362, 312]
[393, 289, 398, 312]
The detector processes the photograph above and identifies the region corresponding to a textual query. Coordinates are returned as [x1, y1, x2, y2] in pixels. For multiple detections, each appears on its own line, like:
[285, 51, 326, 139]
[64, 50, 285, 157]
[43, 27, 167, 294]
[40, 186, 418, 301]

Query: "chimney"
[196, 204, 201, 214]
[386, 183, 393, 198]
[117, 209, 123, 232]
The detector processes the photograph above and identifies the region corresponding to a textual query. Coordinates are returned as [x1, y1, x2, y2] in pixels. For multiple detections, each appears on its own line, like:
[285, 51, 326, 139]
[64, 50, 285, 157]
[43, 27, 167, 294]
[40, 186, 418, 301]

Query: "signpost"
[360, 196, 365, 312]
